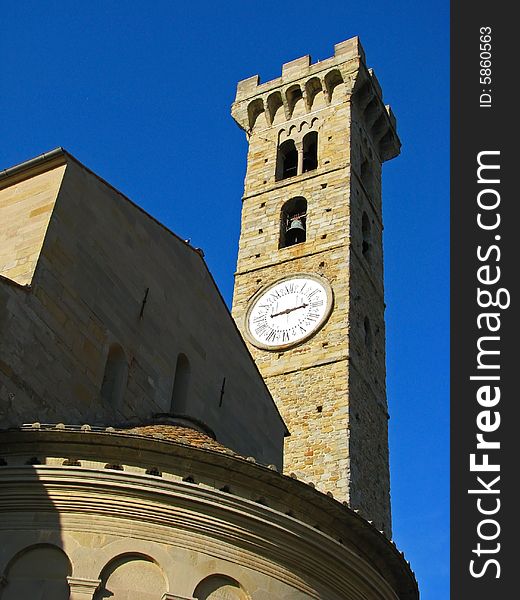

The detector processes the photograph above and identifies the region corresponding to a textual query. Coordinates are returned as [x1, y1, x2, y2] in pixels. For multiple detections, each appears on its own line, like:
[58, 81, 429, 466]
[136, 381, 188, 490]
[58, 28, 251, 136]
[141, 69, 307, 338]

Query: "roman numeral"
[255, 324, 268, 336]
[265, 329, 277, 342]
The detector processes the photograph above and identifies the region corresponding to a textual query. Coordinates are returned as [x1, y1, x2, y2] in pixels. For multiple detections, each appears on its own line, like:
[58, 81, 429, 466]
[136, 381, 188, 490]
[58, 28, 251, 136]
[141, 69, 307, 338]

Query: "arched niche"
[94, 554, 167, 600]
[100, 343, 128, 406]
[247, 98, 266, 130]
[267, 91, 284, 125]
[171, 352, 191, 414]
[324, 69, 345, 103]
[305, 77, 326, 110]
[193, 574, 249, 600]
[2, 544, 72, 600]
[286, 85, 303, 119]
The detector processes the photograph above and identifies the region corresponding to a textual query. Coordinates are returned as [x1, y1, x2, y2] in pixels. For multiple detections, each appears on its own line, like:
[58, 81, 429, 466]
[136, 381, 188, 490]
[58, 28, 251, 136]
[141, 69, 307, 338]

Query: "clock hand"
[270, 303, 309, 318]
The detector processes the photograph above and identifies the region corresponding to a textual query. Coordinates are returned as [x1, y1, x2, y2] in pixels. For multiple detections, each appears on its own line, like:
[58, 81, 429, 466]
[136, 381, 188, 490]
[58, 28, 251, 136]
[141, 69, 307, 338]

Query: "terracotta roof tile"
[118, 424, 237, 456]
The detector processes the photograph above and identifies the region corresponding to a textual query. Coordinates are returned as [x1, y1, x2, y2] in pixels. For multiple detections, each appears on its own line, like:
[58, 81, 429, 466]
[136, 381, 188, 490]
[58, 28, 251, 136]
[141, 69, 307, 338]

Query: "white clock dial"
[245, 274, 333, 350]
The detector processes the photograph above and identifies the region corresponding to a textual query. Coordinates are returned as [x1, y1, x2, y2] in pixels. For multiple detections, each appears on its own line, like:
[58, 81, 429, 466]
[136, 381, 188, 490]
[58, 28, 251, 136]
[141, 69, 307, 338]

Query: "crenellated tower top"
[232, 36, 400, 163]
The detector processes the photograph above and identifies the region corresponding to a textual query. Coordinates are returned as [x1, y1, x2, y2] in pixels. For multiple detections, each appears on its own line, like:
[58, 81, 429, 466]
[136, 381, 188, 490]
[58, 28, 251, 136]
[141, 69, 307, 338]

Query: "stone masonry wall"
[231, 38, 400, 535]
[231, 55, 357, 507]
[0, 161, 66, 285]
[0, 154, 286, 468]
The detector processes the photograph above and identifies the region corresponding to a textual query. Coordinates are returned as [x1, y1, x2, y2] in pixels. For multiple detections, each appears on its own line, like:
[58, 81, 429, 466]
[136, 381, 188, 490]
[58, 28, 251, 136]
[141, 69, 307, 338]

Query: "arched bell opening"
[279, 197, 307, 248]
[275, 139, 298, 181]
[302, 131, 318, 173]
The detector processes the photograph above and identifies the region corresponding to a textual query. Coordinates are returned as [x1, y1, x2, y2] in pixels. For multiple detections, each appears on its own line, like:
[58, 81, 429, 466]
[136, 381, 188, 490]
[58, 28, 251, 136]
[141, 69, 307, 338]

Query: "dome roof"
[117, 424, 237, 456]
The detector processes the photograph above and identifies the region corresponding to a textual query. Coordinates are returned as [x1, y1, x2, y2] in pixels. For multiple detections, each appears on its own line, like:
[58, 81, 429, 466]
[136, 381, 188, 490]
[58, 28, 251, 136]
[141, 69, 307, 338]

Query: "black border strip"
[451, 2, 517, 597]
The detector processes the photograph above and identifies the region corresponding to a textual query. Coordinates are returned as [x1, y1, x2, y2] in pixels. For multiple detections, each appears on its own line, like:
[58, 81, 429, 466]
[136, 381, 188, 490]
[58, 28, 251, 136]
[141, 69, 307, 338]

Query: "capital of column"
[67, 576, 101, 599]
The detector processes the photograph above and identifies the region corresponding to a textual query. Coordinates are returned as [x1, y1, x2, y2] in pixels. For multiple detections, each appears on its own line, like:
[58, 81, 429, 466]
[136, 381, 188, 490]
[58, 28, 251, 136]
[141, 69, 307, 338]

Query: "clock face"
[245, 274, 333, 350]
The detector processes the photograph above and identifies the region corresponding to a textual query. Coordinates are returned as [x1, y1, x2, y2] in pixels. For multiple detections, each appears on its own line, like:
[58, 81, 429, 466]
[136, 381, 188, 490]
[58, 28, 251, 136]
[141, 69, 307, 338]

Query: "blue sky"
[1, 2, 449, 598]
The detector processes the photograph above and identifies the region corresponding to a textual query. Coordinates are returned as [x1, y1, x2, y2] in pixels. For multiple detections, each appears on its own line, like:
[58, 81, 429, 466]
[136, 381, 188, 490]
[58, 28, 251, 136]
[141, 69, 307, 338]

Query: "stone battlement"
[235, 37, 366, 101]
[232, 36, 399, 163]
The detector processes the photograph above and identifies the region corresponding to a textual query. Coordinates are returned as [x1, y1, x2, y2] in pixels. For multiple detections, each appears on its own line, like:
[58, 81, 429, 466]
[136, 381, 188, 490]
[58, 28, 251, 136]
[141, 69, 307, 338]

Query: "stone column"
[67, 577, 101, 599]
[295, 139, 304, 176]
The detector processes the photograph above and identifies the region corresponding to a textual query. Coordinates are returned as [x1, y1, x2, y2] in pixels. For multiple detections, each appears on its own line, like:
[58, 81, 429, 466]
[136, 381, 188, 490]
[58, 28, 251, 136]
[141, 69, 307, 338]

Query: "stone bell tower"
[231, 37, 400, 536]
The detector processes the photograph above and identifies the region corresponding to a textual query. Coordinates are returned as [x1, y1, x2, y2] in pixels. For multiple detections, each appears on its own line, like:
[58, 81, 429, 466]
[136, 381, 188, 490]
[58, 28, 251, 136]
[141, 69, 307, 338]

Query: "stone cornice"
[1, 467, 393, 599]
[0, 429, 417, 599]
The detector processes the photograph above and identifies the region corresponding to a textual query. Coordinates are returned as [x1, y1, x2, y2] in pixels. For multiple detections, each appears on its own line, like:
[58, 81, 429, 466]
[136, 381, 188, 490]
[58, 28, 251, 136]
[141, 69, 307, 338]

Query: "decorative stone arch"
[193, 574, 250, 600]
[266, 91, 284, 125]
[287, 123, 298, 137]
[0, 530, 68, 575]
[68, 537, 175, 588]
[363, 96, 380, 128]
[285, 84, 304, 119]
[1, 543, 72, 600]
[275, 118, 320, 181]
[298, 120, 309, 133]
[324, 69, 345, 103]
[247, 98, 265, 130]
[371, 112, 388, 147]
[378, 129, 395, 161]
[93, 552, 168, 600]
[305, 76, 326, 110]
[352, 78, 373, 111]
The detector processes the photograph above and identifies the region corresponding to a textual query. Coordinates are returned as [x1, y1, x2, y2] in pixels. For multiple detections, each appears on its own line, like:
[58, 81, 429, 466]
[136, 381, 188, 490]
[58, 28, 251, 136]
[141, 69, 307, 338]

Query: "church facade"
[0, 38, 418, 600]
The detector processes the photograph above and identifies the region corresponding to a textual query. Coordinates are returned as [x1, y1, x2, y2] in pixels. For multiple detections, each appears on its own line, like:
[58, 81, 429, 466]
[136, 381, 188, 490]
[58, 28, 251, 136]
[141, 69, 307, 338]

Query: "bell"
[285, 218, 306, 245]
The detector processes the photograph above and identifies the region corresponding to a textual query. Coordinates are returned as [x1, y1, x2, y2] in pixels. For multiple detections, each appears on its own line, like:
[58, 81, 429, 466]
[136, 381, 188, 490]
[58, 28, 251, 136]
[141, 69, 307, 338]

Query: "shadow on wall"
[0, 463, 252, 599]
[0, 466, 67, 599]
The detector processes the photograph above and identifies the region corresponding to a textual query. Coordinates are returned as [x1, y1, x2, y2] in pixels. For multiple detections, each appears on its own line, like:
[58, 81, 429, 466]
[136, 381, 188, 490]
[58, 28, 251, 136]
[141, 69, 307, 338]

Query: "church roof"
[117, 424, 238, 456]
